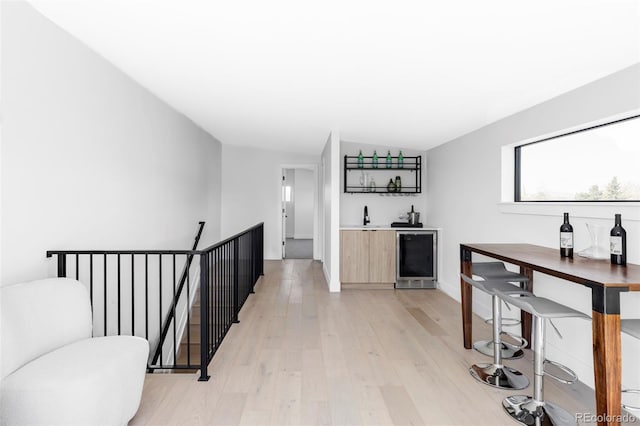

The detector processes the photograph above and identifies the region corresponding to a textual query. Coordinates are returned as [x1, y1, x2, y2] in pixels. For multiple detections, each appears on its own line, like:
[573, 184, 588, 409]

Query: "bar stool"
[621, 319, 640, 412]
[471, 262, 530, 360]
[496, 290, 590, 426]
[461, 272, 530, 390]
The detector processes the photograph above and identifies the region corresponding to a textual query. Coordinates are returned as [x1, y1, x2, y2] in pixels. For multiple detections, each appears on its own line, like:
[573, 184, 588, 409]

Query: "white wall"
[427, 63, 640, 390]
[293, 169, 314, 239]
[1, 2, 222, 286]
[220, 144, 318, 260]
[340, 141, 428, 227]
[321, 131, 340, 292]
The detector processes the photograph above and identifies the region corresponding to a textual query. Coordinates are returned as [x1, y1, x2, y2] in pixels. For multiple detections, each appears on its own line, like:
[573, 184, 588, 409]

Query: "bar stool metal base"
[469, 363, 529, 390]
[502, 395, 577, 426]
[473, 339, 524, 360]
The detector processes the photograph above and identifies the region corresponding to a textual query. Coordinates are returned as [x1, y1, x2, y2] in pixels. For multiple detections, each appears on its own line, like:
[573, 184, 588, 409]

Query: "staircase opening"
[47, 222, 264, 381]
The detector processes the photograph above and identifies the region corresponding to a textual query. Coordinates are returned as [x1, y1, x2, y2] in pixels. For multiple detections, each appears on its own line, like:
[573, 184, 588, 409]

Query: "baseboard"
[293, 234, 313, 240]
[322, 262, 341, 292]
[322, 262, 330, 287]
[341, 282, 394, 290]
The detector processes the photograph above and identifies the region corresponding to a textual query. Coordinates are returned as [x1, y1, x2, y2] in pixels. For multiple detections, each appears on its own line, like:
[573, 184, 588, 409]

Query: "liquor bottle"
[610, 214, 627, 265]
[395, 176, 401, 192]
[559, 212, 573, 258]
[387, 178, 396, 192]
[398, 150, 404, 168]
[357, 150, 364, 168]
[386, 151, 392, 168]
[369, 177, 376, 192]
[372, 151, 378, 168]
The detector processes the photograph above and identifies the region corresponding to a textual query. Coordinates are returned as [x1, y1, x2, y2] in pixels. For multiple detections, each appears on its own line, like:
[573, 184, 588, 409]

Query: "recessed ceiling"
[27, 0, 640, 154]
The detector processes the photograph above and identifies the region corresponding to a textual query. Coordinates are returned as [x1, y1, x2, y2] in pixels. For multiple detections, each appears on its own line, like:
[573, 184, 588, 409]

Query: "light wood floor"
[130, 259, 630, 426]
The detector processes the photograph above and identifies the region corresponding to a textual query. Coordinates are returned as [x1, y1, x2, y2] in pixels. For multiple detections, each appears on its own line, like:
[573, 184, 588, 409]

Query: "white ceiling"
[27, 0, 640, 155]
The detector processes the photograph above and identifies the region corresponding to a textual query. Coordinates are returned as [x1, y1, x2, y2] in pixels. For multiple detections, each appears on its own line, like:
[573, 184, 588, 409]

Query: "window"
[515, 115, 640, 202]
[282, 185, 292, 202]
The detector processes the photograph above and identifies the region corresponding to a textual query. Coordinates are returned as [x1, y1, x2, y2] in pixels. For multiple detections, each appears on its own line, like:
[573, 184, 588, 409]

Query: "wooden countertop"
[462, 243, 640, 289]
[340, 225, 441, 231]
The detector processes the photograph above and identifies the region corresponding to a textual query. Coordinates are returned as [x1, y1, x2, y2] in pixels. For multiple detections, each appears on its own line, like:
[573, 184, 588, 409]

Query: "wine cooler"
[396, 230, 437, 289]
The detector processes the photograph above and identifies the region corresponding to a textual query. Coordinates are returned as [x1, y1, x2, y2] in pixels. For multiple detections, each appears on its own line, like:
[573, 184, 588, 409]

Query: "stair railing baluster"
[131, 254, 135, 336]
[198, 253, 210, 381]
[117, 253, 121, 335]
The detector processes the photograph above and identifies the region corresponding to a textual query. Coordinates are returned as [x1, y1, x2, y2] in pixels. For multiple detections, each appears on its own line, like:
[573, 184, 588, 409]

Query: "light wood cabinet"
[369, 230, 396, 283]
[340, 230, 396, 285]
[340, 230, 370, 283]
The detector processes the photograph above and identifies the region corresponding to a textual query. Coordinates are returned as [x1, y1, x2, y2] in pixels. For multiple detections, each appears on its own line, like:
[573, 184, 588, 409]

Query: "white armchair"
[1, 278, 149, 425]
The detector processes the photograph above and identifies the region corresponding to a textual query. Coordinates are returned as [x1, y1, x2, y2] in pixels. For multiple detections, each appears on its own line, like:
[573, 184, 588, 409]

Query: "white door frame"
[279, 163, 319, 260]
[281, 173, 287, 258]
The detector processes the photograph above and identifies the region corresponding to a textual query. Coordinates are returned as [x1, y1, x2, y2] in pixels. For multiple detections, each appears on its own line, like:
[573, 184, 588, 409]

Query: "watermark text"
[576, 412, 637, 423]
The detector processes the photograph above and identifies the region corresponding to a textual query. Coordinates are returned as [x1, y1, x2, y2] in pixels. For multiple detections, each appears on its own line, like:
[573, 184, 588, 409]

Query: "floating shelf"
[344, 155, 422, 194]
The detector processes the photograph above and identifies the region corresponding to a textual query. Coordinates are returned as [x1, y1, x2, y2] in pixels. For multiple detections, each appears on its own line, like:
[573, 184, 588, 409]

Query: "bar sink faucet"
[363, 205, 370, 226]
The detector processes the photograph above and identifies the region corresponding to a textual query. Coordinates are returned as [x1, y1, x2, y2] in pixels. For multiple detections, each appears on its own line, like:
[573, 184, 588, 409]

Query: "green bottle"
[398, 150, 404, 168]
[386, 150, 392, 168]
[357, 150, 364, 168]
[372, 150, 378, 168]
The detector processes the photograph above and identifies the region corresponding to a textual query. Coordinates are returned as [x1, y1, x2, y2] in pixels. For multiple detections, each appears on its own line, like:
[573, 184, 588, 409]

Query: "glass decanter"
[577, 223, 609, 259]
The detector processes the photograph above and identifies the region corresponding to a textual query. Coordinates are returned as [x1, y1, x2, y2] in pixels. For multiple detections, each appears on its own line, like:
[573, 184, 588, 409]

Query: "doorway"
[282, 167, 315, 259]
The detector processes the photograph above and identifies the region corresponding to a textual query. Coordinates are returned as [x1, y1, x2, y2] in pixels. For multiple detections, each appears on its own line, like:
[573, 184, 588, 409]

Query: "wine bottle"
[386, 150, 392, 168]
[372, 150, 378, 168]
[559, 212, 573, 258]
[398, 150, 404, 168]
[386, 178, 396, 192]
[357, 150, 364, 168]
[610, 214, 627, 265]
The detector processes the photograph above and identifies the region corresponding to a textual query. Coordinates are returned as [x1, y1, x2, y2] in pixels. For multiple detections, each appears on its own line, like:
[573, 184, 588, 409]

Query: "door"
[281, 175, 287, 258]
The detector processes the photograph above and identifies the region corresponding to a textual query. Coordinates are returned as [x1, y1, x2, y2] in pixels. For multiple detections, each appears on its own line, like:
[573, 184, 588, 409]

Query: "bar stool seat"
[462, 273, 530, 390]
[464, 275, 530, 296]
[622, 319, 640, 412]
[496, 291, 590, 426]
[472, 262, 531, 283]
[471, 262, 530, 360]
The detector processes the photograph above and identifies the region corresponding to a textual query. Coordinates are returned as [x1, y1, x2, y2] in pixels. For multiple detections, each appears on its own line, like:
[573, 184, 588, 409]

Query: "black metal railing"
[46, 222, 264, 381]
[150, 221, 205, 368]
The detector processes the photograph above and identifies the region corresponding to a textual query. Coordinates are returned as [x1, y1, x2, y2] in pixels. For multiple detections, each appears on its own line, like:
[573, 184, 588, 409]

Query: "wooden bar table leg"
[590, 285, 627, 426]
[592, 311, 622, 426]
[460, 246, 473, 349]
[520, 266, 533, 349]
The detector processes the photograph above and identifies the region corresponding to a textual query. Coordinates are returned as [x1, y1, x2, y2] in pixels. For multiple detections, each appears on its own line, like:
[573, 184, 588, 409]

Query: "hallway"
[131, 259, 605, 425]
[285, 239, 313, 259]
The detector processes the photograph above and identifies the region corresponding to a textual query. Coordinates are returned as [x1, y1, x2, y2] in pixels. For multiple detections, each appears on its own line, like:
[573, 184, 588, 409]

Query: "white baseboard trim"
[293, 234, 313, 240]
[322, 262, 339, 292]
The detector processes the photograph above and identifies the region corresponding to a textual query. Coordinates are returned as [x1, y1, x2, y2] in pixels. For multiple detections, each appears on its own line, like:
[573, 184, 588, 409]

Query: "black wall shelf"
[344, 155, 422, 194]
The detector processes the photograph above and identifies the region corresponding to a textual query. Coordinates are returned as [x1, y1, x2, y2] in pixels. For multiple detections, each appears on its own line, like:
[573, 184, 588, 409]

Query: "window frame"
[514, 114, 640, 203]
